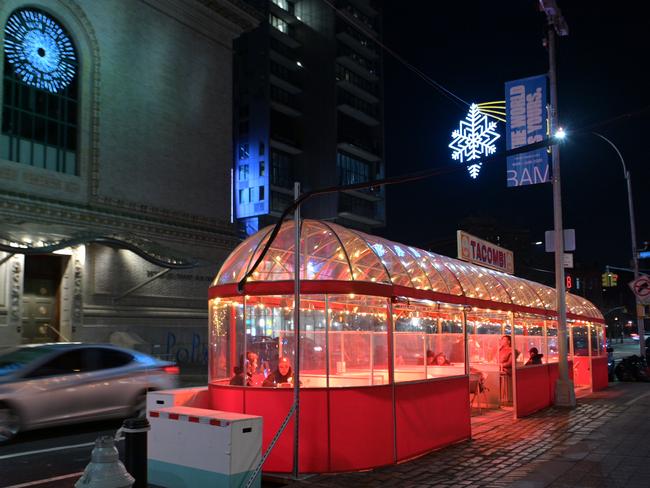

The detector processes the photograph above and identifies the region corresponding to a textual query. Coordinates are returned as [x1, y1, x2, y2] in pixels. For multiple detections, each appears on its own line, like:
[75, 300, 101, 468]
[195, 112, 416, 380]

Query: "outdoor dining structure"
[207, 219, 607, 474]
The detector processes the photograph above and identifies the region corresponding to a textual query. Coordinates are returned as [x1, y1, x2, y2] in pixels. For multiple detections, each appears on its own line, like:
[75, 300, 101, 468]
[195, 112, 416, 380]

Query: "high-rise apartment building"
[233, 0, 385, 235]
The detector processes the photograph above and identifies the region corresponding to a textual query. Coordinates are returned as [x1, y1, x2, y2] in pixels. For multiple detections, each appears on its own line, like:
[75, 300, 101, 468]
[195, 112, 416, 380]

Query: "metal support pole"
[292, 182, 301, 479]
[593, 132, 645, 358]
[547, 18, 576, 407]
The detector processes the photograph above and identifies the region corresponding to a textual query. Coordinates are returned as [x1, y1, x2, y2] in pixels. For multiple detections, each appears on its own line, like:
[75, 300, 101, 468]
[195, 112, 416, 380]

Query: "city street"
[0, 419, 123, 488]
[2, 378, 649, 488]
[610, 337, 646, 361]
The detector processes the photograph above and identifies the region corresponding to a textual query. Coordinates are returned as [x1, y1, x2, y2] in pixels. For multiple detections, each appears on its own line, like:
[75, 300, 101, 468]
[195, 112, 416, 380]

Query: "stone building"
[0, 0, 258, 364]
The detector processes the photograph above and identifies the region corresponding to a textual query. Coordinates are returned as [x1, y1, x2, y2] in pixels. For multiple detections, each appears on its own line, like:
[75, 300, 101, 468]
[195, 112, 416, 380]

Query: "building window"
[239, 143, 249, 160]
[1, 8, 79, 174]
[271, 0, 289, 11]
[259, 186, 265, 201]
[269, 14, 288, 34]
[271, 190, 293, 213]
[238, 164, 249, 181]
[259, 161, 265, 177]
[270, 84, 295, 107]
[337, 152, 370, 185]
[271, 150, 293, 188]
[259, 142, 265, 156]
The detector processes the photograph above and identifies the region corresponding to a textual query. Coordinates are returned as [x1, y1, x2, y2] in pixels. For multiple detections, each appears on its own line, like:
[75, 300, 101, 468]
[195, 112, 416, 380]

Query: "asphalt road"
[0, 419, 123, 488]
[610, 337, 646, 360]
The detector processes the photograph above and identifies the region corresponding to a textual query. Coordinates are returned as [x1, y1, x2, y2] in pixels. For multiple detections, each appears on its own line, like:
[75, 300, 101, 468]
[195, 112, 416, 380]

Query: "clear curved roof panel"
[436, 257, 491, 300]
[487, 271, 548, 310]
[566, 294, 602, 319]
[302, 222, 352, 281]
[214, 227, 272, 285]
[423, 252, 463, 295]
[405, 247, 452, 293]
[214, 220, 603, 321]
[327, 224, 390, 284]
[357, 234, 414, 287]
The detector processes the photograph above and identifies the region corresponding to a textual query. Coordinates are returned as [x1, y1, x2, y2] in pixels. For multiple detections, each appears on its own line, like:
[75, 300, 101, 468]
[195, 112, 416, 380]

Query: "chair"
[500, 371, 512, 405]
[469, 373, 488, 414]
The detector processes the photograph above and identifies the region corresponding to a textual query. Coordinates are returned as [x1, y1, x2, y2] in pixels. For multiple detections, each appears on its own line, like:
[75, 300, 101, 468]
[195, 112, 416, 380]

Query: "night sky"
[380, 1, 649, 274]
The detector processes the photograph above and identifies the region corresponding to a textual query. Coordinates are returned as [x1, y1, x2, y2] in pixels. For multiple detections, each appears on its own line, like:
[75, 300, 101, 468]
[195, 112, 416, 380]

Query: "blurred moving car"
[0, 343, 179, 442]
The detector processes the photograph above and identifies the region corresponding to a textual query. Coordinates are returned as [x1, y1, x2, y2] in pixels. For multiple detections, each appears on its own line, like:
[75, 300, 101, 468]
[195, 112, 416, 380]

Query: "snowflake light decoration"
[4, 9, 77, 93]
[449, 103, 500, 179]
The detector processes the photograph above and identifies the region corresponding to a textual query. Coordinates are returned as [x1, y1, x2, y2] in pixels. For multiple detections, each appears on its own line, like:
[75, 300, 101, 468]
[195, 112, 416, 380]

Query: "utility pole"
[539, 0, 575, 407]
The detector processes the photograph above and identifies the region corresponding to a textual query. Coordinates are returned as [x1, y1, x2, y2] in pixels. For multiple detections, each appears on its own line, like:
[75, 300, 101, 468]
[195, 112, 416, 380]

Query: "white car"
[0, 342, 179, 442]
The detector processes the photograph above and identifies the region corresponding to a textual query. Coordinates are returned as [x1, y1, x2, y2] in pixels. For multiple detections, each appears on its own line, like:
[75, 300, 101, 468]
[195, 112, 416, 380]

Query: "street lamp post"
[540, 0, 575, 407]
[593, 132, 645, 358]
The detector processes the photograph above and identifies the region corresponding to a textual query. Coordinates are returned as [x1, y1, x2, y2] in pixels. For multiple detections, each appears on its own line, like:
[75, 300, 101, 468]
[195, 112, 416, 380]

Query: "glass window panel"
[514, 318, 545, 367]
[209, 297, 244, 384]
[571, 325, 589, 356]
[546, 321, 559, 363]
[590, 323, 600, 355]
[327, 295, 388, 387]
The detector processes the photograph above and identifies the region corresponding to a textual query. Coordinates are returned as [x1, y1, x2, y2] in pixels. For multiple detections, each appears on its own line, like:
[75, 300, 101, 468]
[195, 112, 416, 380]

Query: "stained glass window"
[2, 9, 78, 174]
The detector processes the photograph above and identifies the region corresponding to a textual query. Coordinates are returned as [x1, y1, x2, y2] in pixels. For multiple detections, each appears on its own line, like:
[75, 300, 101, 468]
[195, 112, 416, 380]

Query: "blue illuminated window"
[3, 9, 77, 93]
[238, 164, 249, 181]
[2, 9, 78, 174]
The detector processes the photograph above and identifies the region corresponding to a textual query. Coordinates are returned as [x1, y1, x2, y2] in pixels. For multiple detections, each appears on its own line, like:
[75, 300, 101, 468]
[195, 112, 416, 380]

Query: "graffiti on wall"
[165, 331, 208, 364]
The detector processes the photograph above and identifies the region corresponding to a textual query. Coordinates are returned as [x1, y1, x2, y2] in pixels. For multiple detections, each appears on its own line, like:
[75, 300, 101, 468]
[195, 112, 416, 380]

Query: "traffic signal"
[601, 272, 610, 287]
[566, 275, 573, 289]
[601, 272, 618, 288]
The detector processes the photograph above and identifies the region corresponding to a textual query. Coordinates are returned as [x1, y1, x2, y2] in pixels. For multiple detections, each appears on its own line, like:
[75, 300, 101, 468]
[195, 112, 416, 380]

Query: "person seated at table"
[425, 349, 436, 365]
[434, 352, 451, 366]
[245, 351, 264, 386]
[263, 357, 294, 388]
[229, 365, 246, 385]
[525, 347, 544, 365]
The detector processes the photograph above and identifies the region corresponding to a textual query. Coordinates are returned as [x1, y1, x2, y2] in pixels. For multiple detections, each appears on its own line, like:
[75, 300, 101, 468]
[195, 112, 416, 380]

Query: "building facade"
[233, 0, 385, 236]
[0, 0, 258, 363]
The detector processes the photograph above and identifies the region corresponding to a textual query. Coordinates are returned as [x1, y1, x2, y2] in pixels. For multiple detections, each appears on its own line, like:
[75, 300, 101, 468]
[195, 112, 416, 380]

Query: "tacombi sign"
[457, 230, 514, 275]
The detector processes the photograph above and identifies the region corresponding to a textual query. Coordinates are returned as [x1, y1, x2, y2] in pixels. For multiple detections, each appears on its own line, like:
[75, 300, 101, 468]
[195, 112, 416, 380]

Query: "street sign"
[545, 229, 575, 252]
[629, 275, 650, 304]
[563, 253, 573, 268]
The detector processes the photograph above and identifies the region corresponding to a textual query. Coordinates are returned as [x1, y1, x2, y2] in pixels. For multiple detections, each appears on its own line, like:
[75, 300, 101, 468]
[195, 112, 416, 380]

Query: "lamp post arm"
[592, 132, 628, 178]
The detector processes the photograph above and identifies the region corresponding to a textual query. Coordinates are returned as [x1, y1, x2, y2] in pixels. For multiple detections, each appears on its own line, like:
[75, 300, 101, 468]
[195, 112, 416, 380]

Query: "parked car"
[0, 342, 179, 442]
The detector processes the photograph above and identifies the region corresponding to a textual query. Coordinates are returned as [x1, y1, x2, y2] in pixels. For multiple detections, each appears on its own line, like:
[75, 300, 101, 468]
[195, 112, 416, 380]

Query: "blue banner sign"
[505, 75, 549, 187]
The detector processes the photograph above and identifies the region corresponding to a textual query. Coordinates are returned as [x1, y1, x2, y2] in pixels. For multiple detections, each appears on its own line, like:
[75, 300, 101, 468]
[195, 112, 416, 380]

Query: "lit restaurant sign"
[457, 230, 514, 275]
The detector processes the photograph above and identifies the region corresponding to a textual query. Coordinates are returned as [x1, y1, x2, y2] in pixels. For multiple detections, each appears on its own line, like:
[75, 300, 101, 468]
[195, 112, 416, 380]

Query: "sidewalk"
[270, 382, 650, 488]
